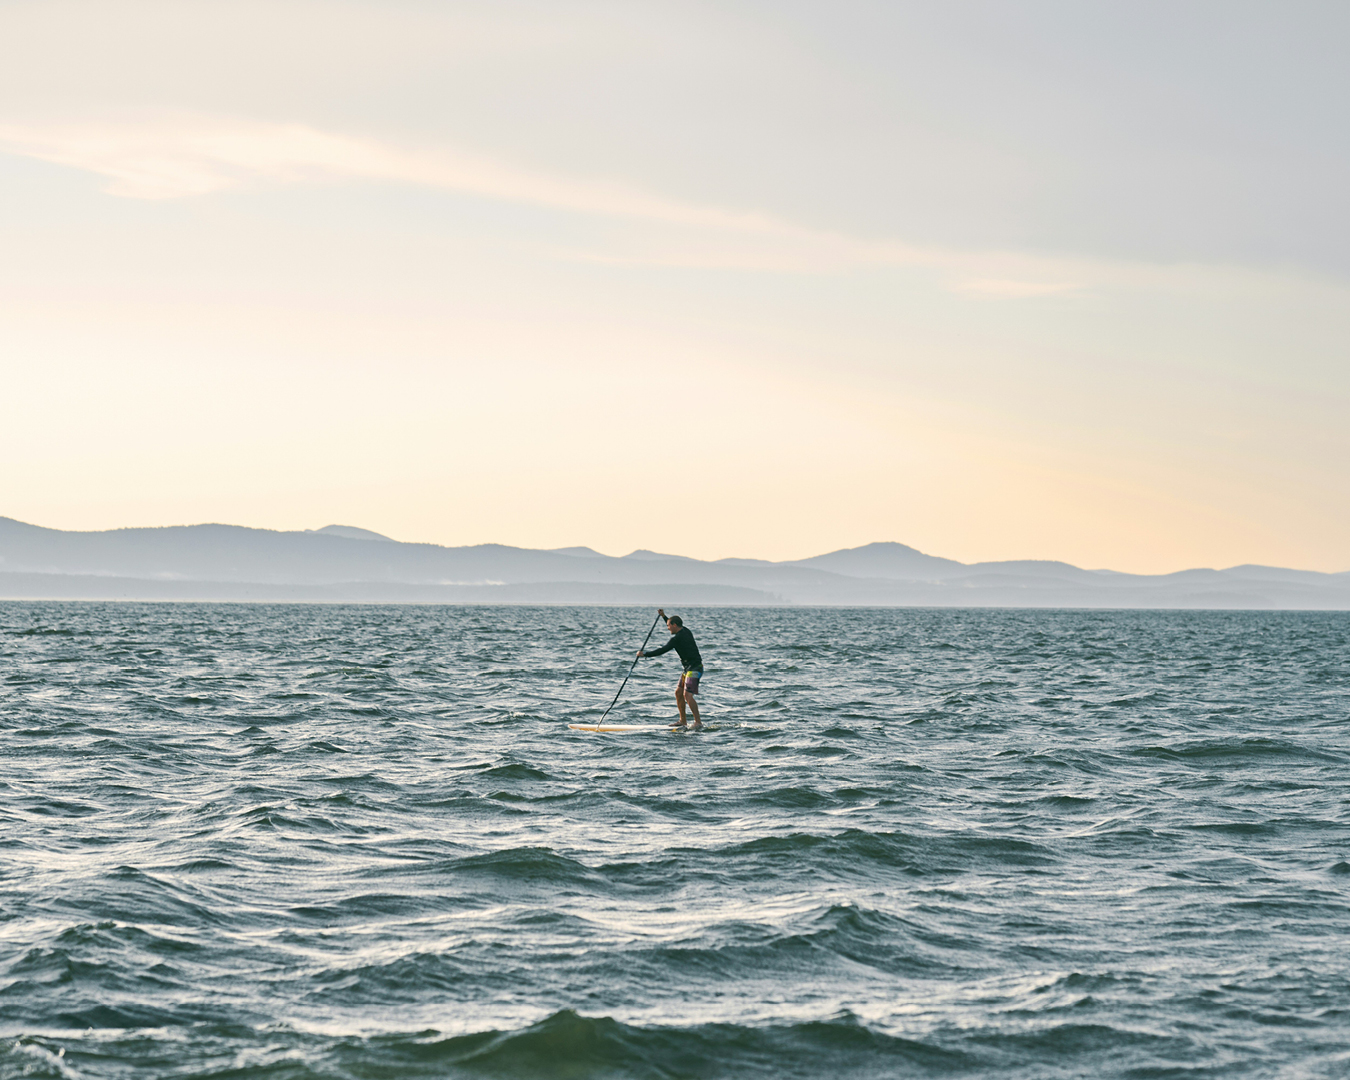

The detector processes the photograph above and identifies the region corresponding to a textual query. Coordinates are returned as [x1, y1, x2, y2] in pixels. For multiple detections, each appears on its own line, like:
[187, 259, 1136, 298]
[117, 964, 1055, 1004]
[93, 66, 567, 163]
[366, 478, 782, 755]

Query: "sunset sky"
[2, 1, 1347, 572]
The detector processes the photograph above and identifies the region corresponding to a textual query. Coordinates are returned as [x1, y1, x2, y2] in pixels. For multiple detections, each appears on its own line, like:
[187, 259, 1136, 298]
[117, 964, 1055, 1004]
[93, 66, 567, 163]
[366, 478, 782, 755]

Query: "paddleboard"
[568, 723, 721, 733]
[568, 723, 673, 733]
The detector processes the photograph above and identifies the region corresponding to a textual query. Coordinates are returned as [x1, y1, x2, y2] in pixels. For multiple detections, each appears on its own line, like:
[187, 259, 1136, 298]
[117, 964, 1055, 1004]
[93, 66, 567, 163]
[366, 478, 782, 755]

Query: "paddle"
[596, 608, 666, 723]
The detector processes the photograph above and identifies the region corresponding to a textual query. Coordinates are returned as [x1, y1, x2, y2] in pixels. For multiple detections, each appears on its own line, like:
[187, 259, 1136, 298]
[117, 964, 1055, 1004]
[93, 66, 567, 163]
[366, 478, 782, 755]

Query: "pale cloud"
[0, 114, 812, 224]
[17, 113, 1311, 302]
[0, 113, 1090, 293]
[949, 278, 1081, 299]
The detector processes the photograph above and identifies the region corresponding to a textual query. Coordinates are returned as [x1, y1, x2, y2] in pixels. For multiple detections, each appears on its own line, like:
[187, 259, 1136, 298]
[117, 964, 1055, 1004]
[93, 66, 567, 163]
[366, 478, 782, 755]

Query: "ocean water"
[1, 602, 1348, 1079]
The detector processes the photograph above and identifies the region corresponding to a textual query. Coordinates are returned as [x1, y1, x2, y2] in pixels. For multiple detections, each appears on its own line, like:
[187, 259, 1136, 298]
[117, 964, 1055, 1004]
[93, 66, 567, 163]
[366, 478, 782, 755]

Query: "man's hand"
[636, 649, 645, 657]
[658, 608, 666, 620]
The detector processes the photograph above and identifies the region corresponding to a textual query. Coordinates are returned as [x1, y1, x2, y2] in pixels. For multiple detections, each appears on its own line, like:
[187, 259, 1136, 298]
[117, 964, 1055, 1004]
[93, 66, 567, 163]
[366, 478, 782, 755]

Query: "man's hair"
[667, 615, 683, 628]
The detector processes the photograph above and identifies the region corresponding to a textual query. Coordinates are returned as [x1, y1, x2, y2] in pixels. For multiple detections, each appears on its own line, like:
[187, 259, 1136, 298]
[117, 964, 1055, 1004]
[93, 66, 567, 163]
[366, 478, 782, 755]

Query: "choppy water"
[2, 602, 1348, 1079]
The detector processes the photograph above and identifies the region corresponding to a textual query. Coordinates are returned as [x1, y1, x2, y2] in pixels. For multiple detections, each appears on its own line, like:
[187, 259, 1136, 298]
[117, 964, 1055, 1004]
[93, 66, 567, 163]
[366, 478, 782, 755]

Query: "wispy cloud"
[950, 278, 1080, 299]
[0, 113, 1086, 292]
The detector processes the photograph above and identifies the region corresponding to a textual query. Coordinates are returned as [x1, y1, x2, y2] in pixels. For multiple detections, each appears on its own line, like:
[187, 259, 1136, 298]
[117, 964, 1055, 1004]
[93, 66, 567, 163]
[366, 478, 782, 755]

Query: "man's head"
[666, 615, 683, 633]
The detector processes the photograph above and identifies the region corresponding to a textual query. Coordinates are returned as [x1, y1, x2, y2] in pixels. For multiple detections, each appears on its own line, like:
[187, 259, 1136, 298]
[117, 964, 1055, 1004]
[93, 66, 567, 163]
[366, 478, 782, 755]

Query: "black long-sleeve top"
[644, 627, 703, 672]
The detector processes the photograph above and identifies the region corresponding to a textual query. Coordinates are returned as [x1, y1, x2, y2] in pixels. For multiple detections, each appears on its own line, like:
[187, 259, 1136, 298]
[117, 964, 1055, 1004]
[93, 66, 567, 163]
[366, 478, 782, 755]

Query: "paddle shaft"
[598, 609, 665, 722]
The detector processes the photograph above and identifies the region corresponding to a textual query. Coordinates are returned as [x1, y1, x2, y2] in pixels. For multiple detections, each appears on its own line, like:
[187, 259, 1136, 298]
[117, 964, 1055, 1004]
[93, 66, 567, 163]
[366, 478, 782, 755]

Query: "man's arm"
[636, 611, 669, 658]
[641, 637, 676, 658]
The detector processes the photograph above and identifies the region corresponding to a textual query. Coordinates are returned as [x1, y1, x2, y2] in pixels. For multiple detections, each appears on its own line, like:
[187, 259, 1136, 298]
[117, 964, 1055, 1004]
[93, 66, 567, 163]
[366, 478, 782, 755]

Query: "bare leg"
[674, 687, 687, 725]
[687, 693, 701, 728]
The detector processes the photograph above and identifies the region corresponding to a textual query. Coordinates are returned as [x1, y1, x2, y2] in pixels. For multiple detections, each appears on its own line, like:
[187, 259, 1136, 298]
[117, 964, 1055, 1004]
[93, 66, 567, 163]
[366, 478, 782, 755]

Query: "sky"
[1, 0, 1347, 572]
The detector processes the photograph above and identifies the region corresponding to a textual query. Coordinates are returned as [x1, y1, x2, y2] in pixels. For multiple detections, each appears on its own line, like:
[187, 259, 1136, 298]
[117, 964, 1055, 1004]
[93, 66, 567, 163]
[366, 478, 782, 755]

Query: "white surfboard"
[568, 723, 674, 733]
[567, 723, 719, 733]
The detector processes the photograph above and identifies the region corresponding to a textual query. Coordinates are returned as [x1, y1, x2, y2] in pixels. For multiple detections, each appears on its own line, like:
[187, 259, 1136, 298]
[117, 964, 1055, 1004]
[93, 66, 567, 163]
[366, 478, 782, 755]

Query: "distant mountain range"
[1, 517, 1346, 609]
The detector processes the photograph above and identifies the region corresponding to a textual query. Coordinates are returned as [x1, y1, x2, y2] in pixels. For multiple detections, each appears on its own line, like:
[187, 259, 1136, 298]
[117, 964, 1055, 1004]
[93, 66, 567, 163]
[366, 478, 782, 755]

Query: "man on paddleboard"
[638, 608, 704, 729]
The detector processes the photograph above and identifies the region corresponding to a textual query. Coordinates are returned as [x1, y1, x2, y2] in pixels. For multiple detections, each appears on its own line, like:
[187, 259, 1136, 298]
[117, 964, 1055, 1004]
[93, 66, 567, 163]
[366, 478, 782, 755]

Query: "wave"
[420, 1009, 974, 1079]
[1130, 738, 1346, 764]
[449, 847, 611, 890]
[707, 829, 1058, 877]
[623, 903, 972, 983]
[0, 1009, 1223, 1079]
[479, 762, 553, 782]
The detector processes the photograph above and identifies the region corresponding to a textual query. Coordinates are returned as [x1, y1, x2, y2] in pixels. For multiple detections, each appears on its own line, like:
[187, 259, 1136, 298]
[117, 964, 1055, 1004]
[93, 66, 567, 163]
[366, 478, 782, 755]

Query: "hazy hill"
[785, 541, 965, 579]
[307, 525, 394, 542]
[1, 517, 1346, 609]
